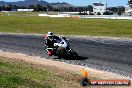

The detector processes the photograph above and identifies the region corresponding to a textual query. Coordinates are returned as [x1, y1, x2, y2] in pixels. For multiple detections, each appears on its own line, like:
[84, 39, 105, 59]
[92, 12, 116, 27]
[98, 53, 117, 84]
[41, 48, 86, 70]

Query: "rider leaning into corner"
[44, 32, 64, 56]
[44, 32, 60, 49]
[44, 32, 78, 58]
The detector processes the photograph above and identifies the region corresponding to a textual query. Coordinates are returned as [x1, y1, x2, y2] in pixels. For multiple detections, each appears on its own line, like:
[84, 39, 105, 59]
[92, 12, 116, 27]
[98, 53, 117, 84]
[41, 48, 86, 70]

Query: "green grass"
[0, 16, 132, 37]
[0, 58, 78, 88]
[0, 60, 54, 88]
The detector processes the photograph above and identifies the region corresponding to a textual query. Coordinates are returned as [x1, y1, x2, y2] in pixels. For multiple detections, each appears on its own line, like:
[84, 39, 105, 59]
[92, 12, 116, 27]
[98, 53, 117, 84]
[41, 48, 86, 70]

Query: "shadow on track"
[53, 56, 88, 60]
[66, 56, 88, 60]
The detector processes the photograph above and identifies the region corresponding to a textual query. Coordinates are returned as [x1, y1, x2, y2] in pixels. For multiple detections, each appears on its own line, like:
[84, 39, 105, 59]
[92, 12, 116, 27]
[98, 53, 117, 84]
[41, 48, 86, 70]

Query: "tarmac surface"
[0, 34, 132, 77]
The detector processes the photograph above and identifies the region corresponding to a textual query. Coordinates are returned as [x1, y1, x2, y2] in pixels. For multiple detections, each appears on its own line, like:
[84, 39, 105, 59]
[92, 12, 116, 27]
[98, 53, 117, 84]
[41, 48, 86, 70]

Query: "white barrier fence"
[39, 14, 132, 20]
[39, 14, 70, 18]
[80, 15, 132, 20]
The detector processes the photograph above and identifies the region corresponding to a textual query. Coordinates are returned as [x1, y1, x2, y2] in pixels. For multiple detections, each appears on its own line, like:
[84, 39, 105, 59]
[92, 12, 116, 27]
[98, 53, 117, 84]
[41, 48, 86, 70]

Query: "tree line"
[0, 4, 94, 12]
[0, 4, 125, 15]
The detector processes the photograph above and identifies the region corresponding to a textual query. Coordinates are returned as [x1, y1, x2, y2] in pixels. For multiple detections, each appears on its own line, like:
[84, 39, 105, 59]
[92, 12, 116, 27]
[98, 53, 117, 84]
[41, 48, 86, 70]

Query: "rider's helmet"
[47, 32, 54, 41]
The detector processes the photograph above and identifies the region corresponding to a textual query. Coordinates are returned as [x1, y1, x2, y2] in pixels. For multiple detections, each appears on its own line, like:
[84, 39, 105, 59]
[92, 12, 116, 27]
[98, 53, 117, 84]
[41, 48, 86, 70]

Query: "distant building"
[125, 0, 132, 16]
[128, 0, 132, 8]
[17, 9, 34, 12]
[93, 2, 106, 15]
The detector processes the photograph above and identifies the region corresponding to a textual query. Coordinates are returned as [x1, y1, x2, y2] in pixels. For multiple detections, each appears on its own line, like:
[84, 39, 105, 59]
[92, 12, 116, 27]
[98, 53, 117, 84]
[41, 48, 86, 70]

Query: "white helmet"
[48, 32, 54, 36]
[47, 32, 54, 40]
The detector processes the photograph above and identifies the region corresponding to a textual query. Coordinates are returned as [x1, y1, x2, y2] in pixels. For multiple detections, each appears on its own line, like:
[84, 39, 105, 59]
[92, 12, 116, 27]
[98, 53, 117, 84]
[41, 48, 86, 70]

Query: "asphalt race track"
[0, 34, 132, 77]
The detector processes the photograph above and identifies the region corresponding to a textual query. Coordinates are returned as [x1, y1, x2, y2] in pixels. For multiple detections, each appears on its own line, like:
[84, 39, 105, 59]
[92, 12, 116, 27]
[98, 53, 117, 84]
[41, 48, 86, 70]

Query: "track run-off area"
[0, 34, 132, 78]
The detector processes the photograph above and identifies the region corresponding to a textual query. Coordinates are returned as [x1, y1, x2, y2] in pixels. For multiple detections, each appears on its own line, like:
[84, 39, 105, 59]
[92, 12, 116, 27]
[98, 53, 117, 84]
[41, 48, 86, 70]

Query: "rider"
[45, 32, 61, 56]
[45, 32, 60, 49]
[45, 32, 54, 48]
[45, 32, 71, 57]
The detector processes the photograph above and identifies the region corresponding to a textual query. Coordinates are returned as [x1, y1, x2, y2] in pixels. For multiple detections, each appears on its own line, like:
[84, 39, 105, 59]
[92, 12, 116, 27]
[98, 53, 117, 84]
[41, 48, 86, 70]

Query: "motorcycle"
[45, 36, 78, 59]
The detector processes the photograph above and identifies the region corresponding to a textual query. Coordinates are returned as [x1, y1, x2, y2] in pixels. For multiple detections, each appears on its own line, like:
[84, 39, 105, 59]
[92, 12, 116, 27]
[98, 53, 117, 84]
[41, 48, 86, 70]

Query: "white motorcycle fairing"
[53, 37, 68, 49]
